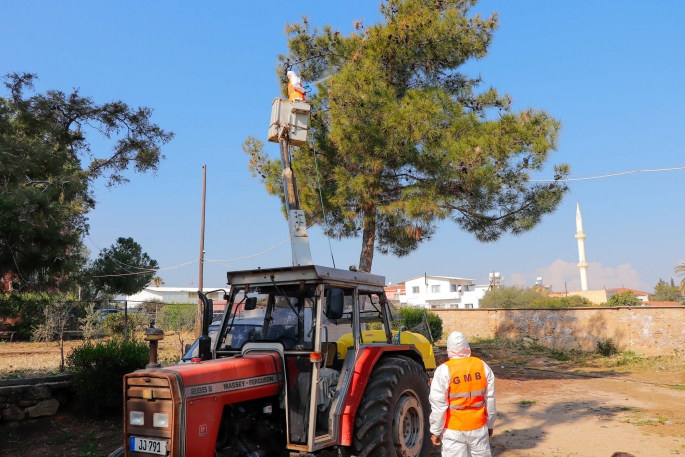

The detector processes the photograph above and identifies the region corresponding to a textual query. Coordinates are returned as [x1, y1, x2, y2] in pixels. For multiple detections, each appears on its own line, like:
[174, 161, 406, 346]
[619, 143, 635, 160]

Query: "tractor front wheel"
[352, 355, 431, 457]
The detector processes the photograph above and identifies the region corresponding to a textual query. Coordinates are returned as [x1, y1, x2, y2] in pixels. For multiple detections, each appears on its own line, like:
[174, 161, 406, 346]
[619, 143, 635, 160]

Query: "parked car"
[179, 316, 264, 363]
[97, 308, 121, 323]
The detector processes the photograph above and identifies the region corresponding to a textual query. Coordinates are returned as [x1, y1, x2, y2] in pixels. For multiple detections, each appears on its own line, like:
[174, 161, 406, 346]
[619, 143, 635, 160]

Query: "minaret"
[575, 203, 588, 291]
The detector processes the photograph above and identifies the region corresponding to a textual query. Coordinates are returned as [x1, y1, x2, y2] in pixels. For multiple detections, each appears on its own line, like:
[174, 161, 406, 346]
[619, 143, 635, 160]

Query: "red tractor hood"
[166, 352, 283, 400]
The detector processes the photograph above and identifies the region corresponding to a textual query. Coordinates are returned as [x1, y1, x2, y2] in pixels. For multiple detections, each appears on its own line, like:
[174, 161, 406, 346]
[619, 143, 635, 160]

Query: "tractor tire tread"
[352, 355, 431, 457]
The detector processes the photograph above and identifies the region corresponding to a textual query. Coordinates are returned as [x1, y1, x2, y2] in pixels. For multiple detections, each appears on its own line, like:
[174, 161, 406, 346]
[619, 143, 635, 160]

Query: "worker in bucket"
[429, 331, 496, 457]
[287, 70, 306, 101]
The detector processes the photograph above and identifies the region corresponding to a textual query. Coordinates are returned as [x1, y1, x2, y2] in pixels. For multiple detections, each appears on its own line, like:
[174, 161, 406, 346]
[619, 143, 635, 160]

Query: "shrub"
[156, 305, 197, 358]
[79, 302, 101, 340]
[67, 338, 149, 416]
[596, 338, 619, 356]
[480, 286, 594, 308]
[616, 350, 642, 366]
[137, 299, 165, 314]
[101, 311, 149, 336]
[0, 292, 55, 339]
[606, 291, 641, 307]
[392, 307, 443, 342]
[156, 304, 196, 333]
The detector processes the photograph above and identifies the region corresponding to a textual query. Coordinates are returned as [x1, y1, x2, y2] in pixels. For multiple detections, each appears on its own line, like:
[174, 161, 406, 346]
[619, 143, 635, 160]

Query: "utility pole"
[196, 165, 207, 337]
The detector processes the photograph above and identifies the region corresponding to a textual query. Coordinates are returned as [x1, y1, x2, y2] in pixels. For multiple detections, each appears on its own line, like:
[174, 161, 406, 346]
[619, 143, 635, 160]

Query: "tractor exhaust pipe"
[197, 291, 214, 361]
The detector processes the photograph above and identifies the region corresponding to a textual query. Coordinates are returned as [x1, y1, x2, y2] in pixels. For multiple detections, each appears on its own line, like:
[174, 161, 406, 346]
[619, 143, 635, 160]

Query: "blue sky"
[2, 1, 684, 292]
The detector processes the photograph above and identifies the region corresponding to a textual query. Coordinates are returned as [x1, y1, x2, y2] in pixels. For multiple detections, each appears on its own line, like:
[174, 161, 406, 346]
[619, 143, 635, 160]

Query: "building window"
[464, 303, 474, 309]
[431, 285, 440, 293]
[450, 284, 457, 292]
[412, 286, 420, 294]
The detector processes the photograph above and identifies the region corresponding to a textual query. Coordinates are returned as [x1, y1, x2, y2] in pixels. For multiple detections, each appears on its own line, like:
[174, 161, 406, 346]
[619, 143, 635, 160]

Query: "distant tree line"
[480, 276, 685, 309]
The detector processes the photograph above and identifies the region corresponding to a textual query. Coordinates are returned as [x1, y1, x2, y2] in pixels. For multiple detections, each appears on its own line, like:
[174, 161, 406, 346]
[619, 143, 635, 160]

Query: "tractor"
[112, 92, 436, 457]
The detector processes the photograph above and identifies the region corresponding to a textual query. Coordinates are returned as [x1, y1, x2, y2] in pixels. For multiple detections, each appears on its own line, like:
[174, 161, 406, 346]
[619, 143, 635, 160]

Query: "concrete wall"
[433, 307, 685, 356]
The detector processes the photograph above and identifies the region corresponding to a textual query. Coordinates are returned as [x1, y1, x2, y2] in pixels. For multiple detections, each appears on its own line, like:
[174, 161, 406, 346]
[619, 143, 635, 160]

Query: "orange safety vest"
[445, 357, 488, 431]
[288, 82, 306, 101]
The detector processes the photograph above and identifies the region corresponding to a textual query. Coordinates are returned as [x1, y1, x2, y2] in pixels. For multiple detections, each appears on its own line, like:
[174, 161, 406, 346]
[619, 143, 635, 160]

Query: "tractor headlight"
[153, 413, 169, 428]
[129, 411, 144, 426]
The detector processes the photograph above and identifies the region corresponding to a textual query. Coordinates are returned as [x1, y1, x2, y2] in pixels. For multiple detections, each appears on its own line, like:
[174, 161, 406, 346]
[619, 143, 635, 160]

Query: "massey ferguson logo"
[185, 374, 280, 398]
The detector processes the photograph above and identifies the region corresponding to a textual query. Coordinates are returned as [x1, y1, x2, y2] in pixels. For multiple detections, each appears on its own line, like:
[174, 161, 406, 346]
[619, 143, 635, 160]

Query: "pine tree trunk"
[358, 208, 376, 273]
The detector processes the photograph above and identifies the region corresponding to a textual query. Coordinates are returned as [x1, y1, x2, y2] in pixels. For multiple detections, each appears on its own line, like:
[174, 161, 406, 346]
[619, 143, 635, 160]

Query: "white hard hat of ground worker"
[446, 331, 472, 359]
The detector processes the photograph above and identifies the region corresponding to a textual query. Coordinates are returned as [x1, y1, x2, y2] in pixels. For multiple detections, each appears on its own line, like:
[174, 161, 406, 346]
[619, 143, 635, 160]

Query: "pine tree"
[244, 0, 569, 272]
[0, 73, 172, 290]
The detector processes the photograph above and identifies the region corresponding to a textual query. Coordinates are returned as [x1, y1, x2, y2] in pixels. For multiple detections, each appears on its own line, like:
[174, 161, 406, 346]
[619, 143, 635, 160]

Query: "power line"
[90, 260, 198, 278]
[86, 235, 159, 273]
[530, 165, 685, 183]
[204, 237, 290, 263]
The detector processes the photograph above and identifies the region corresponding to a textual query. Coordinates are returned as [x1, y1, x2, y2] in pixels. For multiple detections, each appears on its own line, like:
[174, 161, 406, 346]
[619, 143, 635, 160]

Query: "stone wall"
[433, 307, 685, 356]
[0, 374, 72, 426]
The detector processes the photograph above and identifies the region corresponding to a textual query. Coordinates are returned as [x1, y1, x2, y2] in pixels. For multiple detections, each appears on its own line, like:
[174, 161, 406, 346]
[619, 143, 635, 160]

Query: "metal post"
[423, 310, 434, 344]
[196, 165, 207, 337]
[124, 300, 128, 340]
[279, 137, 300, 211]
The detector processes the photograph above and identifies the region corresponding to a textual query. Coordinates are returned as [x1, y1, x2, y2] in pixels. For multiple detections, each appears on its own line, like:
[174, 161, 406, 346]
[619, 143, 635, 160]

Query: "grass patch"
[518, 399, 537, 406]
[616, 350, 643, 366]
[634, 419, 659, 426]
[0, 331, 191, 380]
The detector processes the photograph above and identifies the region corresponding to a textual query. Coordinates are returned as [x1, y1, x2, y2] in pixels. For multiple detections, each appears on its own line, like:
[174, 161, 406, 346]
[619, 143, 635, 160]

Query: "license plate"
[129, 436, 167, 455]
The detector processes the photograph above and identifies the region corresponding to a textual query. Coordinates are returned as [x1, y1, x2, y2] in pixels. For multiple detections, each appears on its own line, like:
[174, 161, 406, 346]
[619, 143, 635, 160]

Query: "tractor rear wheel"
[352, 355, 431, 457]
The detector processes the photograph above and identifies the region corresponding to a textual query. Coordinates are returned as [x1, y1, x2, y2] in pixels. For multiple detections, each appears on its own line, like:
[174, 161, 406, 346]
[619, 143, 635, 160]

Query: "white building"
[125, 287, 228, 307]
[397, 275, 491, 309]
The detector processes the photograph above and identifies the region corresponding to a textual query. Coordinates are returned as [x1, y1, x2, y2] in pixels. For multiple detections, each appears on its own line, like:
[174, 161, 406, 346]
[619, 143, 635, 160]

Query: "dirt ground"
[2, 338, 685, 457]
[472, 341, 685, 457]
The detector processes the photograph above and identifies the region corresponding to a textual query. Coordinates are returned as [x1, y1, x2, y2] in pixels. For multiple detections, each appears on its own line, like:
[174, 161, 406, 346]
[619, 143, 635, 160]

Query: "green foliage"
[0, 73, 172, 291]
[0, 292, 55, 339]
[606, 290, 641, 307]
[78, 302, 101, 340]
[596, 338, 619, 356]
[88, 237, 158, 296]
[616, 350, 642, 366]
[156, 304, 196, 333]
[66, 338, 149, 416]
[100, 311, 149, 337]
[244, 0, 569, 271]
[675, 262, 685, 296]
[137, 299, 164, 315]
[479, 286, 593, 309]
[392, 306, 442, 342]
[649, 278, 684, 302]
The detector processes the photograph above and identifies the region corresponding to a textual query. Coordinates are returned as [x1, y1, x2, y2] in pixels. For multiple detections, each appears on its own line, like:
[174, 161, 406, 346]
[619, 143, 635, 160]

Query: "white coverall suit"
[429, 332, 496, 457]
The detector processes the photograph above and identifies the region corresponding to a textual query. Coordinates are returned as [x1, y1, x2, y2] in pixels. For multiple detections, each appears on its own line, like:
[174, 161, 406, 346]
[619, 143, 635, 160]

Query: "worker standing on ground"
[429, 331, 496, 457]
[286, 70, 306, 101]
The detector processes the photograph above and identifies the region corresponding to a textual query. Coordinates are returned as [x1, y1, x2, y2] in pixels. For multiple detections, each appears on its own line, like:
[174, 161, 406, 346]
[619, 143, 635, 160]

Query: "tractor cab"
[213, 264, 401, 452]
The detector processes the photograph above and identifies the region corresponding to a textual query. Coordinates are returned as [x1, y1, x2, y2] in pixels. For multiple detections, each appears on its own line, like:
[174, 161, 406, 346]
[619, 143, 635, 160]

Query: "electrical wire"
[86, 235, 159, 272]
[313, 147, 336, 268]
[530, 166, 685, 183]
[90, 260, 198, 278]
[204, 237, 289, 262]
